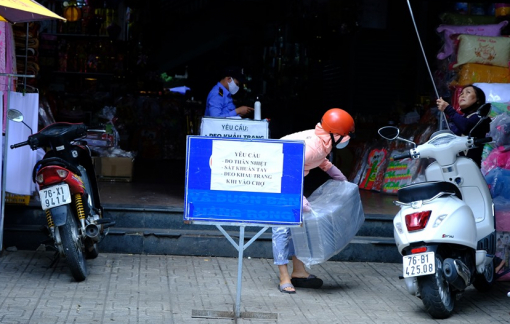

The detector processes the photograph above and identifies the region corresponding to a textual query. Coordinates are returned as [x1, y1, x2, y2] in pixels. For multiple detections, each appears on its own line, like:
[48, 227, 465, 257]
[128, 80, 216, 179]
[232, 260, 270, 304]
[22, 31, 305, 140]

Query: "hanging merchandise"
[381, 154, 422, 194]
[358, 147, 389, 192]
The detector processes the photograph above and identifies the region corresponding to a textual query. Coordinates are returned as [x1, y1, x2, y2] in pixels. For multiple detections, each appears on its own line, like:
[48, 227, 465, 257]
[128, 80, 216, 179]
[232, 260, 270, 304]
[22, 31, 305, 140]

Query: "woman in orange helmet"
[273, 108, 355, 294]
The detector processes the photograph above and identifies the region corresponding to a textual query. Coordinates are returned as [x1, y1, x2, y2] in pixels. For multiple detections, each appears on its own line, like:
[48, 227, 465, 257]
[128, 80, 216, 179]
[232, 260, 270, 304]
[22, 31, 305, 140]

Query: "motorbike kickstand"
[47, 250, 61, 269]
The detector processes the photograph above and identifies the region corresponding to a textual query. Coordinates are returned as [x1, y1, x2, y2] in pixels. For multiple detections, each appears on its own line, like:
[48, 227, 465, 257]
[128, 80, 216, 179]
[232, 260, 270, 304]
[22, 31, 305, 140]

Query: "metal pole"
[406, 0, 438, 98]
[24, 23, 29, 91]
[1, 75, 12, 252]
[235, 225, 245, 318]
[406, 0, 446, 130]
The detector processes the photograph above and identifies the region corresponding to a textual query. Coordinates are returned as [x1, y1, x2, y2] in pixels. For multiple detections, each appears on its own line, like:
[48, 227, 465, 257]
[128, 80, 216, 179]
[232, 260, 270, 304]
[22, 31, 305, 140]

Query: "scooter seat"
[397, 181, 462, 203]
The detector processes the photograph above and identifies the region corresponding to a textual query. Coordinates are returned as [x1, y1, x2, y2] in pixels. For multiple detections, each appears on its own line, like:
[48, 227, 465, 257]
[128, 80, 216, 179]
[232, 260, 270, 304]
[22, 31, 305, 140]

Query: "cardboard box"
[94, 157, 134, 182]
[5, 192, 30, 205]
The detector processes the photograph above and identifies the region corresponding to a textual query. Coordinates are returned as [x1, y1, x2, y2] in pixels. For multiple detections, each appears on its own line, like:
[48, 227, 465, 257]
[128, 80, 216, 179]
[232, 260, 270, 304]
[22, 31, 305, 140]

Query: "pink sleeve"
[318, 158, 332, 172]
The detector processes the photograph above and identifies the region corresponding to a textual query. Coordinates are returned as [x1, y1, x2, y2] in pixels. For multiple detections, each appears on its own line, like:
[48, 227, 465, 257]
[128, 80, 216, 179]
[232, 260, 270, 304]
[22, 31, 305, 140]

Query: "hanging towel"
[6, 91, 39, 195]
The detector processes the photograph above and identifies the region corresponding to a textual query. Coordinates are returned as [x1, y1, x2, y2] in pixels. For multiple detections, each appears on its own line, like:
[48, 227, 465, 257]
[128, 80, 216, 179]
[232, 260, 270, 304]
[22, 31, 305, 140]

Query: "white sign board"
[210, 141, 284, 193]
[200, 117, 269, 139]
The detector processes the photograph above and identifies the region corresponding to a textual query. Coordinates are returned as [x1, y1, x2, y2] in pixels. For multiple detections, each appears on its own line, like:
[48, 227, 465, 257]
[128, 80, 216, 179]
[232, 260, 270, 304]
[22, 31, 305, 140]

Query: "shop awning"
[0, 0, 65, 23]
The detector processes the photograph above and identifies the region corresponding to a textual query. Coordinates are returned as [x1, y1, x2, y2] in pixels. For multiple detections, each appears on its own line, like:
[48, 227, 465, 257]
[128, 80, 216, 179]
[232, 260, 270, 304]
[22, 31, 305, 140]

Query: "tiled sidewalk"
[0, 250, 509, 323]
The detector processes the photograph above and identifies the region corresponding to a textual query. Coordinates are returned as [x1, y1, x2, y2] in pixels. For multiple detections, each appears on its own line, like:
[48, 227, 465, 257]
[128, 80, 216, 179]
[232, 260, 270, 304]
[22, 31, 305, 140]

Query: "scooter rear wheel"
[418, 255, 455, 319]
[59, 211, 87, 282]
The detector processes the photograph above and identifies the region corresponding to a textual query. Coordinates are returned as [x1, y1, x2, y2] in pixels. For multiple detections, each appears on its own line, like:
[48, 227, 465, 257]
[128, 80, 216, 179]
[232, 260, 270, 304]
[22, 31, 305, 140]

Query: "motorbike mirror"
[477, 103, 492, 118]
[469, 103, 492, 138]
[7, 109, 23, 122]
[7, 109, 32, 134]
[378, 126, 400, 140]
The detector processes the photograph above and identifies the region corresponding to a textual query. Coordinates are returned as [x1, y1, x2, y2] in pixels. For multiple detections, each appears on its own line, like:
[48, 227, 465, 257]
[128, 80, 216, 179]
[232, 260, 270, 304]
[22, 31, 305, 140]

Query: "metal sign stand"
[186, 136, 305, 321]
[191, 224, 278, 321]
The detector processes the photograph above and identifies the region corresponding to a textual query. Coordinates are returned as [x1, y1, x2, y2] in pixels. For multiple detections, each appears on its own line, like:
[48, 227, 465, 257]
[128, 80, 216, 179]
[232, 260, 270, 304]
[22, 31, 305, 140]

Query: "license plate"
[403, 252, 436, 278]
[39, 184, 71, 210]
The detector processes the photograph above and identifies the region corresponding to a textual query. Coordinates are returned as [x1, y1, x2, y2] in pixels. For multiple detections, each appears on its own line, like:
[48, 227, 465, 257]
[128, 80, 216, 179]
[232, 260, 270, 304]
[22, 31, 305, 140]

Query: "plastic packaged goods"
[454, 63, 510, 86]
[496, 3, 510, 17]
[454, 34, 510, 68]
[291, 180, 365, 267]
[473, 82, 510, 103]
[436, 20, 508, 60]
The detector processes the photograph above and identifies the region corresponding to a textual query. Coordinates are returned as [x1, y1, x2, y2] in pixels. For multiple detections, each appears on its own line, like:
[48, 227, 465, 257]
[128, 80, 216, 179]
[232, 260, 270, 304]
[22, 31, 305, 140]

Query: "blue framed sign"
[184, 136, 305, 226]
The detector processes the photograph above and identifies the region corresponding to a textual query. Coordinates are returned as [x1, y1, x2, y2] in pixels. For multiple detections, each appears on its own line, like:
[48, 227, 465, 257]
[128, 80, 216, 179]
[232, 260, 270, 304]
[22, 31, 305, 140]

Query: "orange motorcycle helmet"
[321, 108, 355, 136]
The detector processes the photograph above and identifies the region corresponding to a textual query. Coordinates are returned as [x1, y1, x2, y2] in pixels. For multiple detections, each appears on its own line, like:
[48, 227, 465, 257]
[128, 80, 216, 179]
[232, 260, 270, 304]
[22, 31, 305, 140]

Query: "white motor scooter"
[378, 103, 495, 319]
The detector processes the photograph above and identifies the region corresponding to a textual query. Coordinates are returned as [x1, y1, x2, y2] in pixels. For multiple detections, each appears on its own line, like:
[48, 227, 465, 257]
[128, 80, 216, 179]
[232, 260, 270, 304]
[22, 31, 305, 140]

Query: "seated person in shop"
[204, 67, 254, 118]
[436, 84, 491, 167]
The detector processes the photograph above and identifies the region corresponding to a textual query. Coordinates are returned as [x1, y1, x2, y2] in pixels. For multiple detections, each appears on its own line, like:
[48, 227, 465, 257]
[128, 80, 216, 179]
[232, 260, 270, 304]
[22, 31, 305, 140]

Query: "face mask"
[336, 138, 349, 149]
[227, 78, 239, 95]
[330, 133, 350, 149]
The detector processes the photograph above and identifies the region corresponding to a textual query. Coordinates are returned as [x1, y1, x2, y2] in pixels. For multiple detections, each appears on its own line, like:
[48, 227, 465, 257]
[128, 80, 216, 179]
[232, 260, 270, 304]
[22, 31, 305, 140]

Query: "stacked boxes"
[93, 157, 134, 182]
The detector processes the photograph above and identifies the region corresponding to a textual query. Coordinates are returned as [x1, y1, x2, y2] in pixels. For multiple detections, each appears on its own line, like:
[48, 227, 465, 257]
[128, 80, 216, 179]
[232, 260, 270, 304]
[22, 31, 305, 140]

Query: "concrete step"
[3, 203, 401, 263]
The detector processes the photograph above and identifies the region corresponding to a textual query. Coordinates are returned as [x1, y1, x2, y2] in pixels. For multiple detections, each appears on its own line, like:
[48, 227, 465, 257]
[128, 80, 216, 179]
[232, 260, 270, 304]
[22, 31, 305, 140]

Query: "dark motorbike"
[8, 109, 114, 281]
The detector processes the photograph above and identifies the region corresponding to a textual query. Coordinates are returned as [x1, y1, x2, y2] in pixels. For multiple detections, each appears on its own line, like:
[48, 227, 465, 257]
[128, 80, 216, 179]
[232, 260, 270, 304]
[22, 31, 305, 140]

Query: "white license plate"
[39, 184, 71, 210]
[403, 252, 436, 278]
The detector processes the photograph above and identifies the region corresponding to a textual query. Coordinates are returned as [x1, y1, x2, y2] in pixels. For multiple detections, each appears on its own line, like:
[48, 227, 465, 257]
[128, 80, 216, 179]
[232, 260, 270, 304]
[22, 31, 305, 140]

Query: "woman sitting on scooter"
[436, 84, 490, 167]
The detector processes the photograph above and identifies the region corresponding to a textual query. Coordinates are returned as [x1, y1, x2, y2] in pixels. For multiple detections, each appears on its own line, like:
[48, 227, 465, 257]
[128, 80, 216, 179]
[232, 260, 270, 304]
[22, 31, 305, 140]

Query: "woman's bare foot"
[278, 265, 296, 293]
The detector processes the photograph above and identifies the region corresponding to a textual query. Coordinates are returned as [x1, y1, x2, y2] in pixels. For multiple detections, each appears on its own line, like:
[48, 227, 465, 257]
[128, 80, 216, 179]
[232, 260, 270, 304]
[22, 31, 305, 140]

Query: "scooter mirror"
[477, 103, 491, 118]
[378, 126, 399, 140]
[7, 109, 23, 122]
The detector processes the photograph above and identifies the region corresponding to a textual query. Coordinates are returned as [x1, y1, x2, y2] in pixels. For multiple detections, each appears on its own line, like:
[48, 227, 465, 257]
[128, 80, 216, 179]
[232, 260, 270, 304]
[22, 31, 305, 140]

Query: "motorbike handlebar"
[474, 137, 493, 147]
[10, 141, 29, 149]
[392, 152, 412, 160]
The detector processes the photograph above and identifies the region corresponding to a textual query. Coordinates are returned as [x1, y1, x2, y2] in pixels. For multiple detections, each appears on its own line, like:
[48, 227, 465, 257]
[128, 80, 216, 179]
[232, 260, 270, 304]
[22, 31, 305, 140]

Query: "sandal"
[278, 283, 296, 294]
[291, 274, 323, 289]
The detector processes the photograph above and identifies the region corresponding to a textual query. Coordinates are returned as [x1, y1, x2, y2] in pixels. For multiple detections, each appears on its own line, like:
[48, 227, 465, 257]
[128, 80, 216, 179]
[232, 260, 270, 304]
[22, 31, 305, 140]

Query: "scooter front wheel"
[58, 211, 87, 282]
[418, 255, 455, 319]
